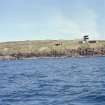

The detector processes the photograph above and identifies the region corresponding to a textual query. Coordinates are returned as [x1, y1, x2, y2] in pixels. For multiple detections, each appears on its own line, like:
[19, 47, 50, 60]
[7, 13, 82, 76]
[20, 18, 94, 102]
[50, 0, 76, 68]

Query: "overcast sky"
[0, 0, 105, 42]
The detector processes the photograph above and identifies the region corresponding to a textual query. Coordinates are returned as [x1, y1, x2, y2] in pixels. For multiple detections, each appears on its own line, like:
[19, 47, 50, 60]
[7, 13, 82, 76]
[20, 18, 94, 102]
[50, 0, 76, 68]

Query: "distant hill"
[0, 40, 105, 60]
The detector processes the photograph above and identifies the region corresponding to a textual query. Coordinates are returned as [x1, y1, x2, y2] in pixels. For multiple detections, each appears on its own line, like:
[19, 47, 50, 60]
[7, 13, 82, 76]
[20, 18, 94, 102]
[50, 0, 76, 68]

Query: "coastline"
[0, 54, 105, 60]
[0, 40, 105, 60]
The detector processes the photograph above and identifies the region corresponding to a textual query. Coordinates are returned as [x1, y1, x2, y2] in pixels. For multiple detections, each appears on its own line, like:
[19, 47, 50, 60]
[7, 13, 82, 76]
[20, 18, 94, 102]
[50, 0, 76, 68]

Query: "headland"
[0, 40, 105, 60]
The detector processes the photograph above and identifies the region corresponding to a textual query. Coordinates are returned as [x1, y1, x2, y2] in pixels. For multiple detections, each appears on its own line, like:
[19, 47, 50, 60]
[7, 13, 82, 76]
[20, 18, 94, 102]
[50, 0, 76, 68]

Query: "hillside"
[0, 40, 105, 60]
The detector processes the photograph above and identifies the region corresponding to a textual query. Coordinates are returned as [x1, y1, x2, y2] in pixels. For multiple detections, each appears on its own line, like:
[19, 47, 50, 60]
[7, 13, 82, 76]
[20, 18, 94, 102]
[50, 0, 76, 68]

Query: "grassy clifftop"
[0, 40, 105, 59]
[0, 40, 105, 51]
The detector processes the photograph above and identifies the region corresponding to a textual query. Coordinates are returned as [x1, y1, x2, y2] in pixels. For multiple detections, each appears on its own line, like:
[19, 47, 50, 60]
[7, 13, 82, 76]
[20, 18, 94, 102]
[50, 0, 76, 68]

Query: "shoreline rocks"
[0, 48, 105, 60]
[0, 56, 16, 60]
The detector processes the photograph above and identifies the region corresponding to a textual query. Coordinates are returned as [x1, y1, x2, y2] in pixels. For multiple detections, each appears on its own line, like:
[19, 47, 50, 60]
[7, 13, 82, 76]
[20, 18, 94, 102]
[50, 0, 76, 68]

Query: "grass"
[0, 40, 105, 57]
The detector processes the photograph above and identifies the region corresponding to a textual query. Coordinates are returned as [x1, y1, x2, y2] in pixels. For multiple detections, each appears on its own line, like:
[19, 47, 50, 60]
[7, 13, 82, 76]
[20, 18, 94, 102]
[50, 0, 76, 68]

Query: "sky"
[0, 0, 105, 42]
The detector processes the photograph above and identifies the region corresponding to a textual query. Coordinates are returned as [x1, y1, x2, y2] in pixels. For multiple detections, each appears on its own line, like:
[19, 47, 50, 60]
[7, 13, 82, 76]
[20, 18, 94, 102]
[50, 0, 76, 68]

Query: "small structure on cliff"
[79, 35, 96, 44]
[78, 35, 89, 44]
[83, 35, 89, 43]
[83, 35, 96, 44]
[88, 40, 96, 43]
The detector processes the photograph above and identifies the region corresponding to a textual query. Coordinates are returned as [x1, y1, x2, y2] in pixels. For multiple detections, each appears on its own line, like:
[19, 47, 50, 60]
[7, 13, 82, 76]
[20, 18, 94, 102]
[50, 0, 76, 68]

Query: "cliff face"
[0, 40, 105, 60]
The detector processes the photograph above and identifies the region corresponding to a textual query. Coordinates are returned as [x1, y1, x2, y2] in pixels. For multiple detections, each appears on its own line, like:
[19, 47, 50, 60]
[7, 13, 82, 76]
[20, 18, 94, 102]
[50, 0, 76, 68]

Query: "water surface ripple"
[0, 57, 105, 105]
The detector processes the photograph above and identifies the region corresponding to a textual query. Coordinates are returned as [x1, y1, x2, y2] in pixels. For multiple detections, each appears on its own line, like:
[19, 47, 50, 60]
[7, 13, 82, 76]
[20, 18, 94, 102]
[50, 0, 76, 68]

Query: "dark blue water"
[0, 57, 105, 105]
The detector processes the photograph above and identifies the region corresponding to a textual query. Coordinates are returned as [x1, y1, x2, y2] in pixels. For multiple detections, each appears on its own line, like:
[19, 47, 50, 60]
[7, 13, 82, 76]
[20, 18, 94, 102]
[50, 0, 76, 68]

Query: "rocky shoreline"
[0, 47, 105, 60]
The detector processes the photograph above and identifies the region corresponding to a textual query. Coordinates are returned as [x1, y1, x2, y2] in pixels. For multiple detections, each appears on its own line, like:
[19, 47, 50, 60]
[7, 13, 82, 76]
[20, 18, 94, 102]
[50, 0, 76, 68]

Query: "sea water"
[0, 57, 105, 105]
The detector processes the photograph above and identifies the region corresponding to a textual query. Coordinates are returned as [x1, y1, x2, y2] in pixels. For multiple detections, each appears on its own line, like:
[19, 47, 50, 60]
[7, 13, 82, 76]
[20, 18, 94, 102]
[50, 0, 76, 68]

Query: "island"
[0, 38, 105, 60]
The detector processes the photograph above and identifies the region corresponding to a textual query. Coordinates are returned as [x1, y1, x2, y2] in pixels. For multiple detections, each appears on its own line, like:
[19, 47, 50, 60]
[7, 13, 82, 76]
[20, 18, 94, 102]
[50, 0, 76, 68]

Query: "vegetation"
[0, 40, 105, 60]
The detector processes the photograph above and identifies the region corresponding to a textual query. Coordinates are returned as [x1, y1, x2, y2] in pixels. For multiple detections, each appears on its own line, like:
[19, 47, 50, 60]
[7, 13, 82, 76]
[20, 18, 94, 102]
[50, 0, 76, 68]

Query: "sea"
[0, 57, 105, 105]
